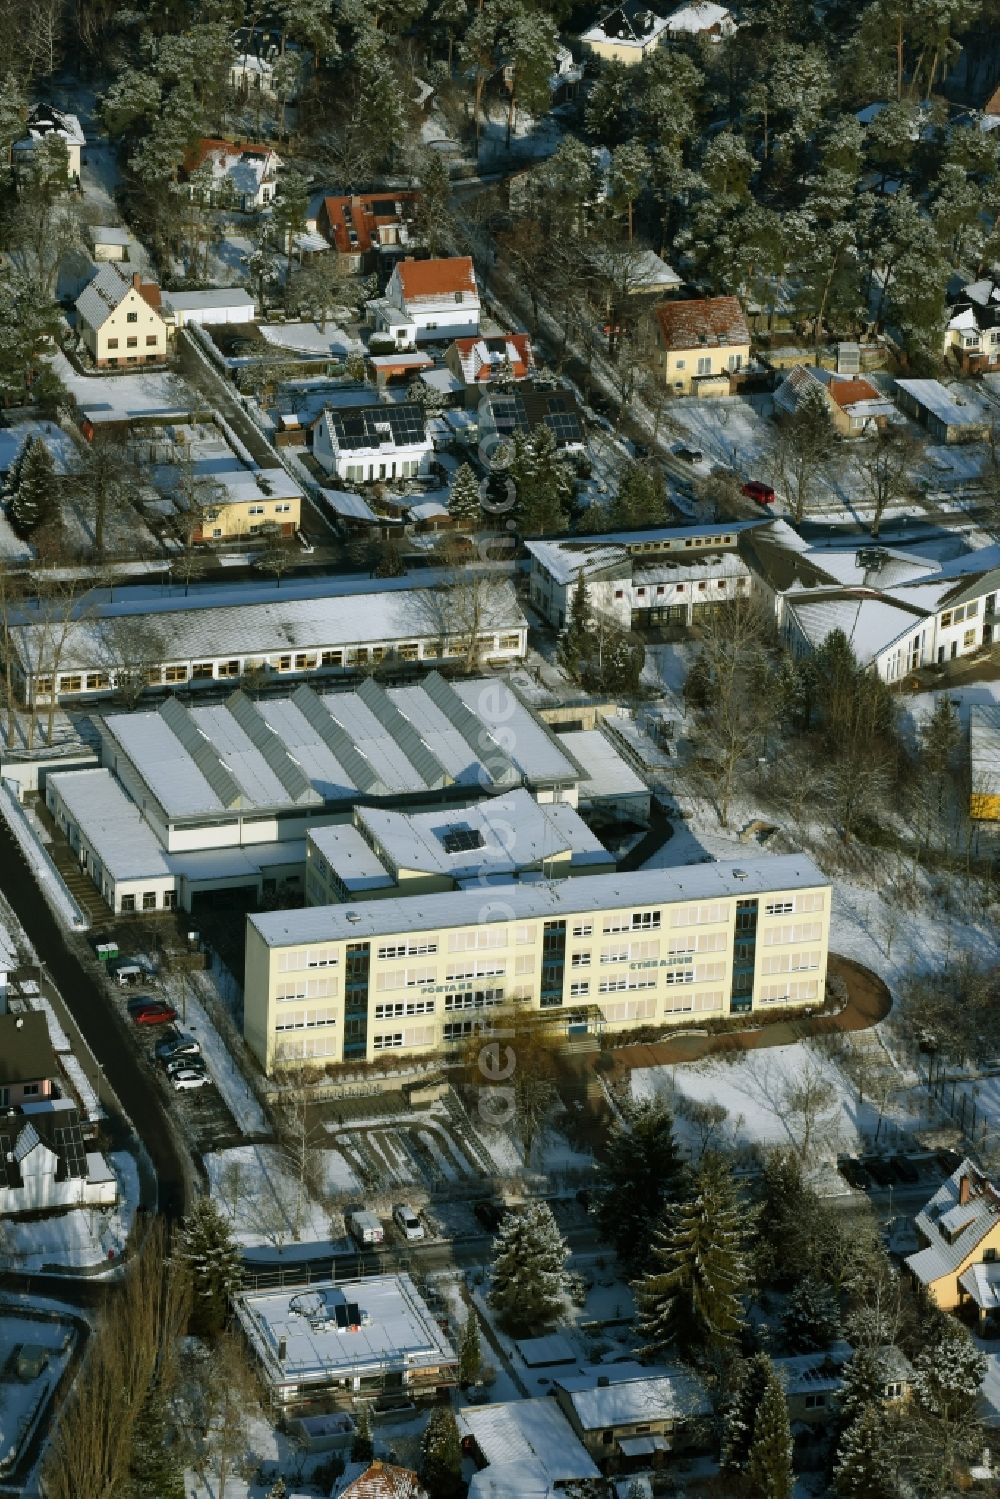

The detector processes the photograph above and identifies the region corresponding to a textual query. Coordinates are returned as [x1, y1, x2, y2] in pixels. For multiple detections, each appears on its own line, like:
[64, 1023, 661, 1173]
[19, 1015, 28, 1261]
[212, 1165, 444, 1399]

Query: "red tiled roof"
[338, 1461, 428, 1499]
[320, 192, 420, 255]
[397, 256, 477, 301]
[452, 332, 532, 382]
[182, 136, 273, 175]
[828, 376, 880, 408]
[654, 295, 750, 351]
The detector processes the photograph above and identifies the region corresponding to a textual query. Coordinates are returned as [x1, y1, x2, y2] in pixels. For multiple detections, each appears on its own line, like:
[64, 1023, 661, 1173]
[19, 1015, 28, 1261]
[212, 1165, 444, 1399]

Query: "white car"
[393, 1203, 425, 1241]
[170, 1068, 210, 1092]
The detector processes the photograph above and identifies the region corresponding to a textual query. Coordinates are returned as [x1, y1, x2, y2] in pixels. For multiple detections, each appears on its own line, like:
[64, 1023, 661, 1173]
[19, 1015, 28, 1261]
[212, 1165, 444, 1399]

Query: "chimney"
[960, 1173, 971, 1207]
[132, 272, 141, 289]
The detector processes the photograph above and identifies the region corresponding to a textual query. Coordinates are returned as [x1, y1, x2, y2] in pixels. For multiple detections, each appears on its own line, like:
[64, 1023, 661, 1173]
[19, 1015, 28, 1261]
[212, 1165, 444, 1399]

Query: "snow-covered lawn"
[1, 1150, 139, 1271]
[204, 1145, 341, 1253]
[259, 321, 361, 359]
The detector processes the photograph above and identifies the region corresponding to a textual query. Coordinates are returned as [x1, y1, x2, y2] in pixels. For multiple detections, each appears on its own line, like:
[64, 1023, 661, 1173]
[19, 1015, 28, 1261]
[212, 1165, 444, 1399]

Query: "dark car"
[935, 1148, 963, 1176]
[839, 1157, 873, 1191]
[863, 1156, 896, 1188]
[742, 479, 776, 506]
[473, 1200, 505, 1233]
[156, 1035, 201, 1063]
[126, 994, 160, 1015]
[673, 445, 704, 465]
[888, 1154, 921, 1184]
[132, 1001, 178, 1027]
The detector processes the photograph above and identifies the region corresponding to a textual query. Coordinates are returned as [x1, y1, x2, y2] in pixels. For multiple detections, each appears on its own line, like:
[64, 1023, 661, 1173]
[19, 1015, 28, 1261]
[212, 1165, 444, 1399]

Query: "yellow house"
[969, 704, 1000, 821]
[654, 295, 751, 396]
[75, 266, 167, 369]
[907, 1160, 1000, 1328]
[243, 853, 831, 1071]
[581, 2, 669, 61]
[189, 466, 302, 543]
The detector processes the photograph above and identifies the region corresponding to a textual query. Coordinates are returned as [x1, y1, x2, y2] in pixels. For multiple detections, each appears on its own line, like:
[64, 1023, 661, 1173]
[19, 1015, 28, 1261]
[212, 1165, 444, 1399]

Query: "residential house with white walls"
[371, 257, 481, 346]
[312, 403, 433, 483]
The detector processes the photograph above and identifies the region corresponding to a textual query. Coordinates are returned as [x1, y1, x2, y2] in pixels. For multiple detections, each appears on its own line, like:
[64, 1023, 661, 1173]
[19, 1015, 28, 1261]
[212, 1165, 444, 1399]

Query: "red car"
[131, 1000, 178, 1026]
[742, 480, 775, 506]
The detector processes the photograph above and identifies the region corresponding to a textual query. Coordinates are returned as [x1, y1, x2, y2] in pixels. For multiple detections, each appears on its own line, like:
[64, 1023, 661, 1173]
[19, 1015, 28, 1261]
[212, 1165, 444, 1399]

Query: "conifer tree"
[419, 1404, 463, 1499]
[510, 425, 573, 535]
[834, 1404, 898, 1498]
[489, 1200, 570, 1337]
[721, 1353, 773, 1474]
[9, 436, 55, 535]
[558, 572, 591, 683]
[782, 1276, 840, 1351]
[459, 1308, 482, 1386]
[127, 1387, 186, 1499]
[746, 1361, 794, 1499]
[837, 1346, 888, 1432]
[176, 1197, 242, 1339]
[635, 1154, 749, 1362]
[351, 1402, 373, 1462]
[449, 463, 482, 527]
[595, 1099, 686, 1273]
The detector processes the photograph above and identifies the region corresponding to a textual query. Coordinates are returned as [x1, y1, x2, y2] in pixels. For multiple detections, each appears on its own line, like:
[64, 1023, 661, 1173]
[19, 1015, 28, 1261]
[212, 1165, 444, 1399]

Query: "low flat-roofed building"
[89, 225, 130, 262]
[552, 1361, 711, 1462]
[558, 729, 651, 821]
[47, 675, 584, 913]
[895, 377, 990, 443]
[305, 788, 612, 905]
[459, 1398, 600, 1496]
[8, 572, 528, 706]
[161, 288, 256, 328]
[244, 852, 830, 1070]
[233, 1274, 457, 1407]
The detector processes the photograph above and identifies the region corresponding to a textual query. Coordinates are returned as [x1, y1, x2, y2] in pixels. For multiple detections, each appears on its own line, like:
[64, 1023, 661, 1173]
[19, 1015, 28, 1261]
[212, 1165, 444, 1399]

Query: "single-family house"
[373, 257, 481, 346]
[230, 27, 307, 100]
[663, 0, 736, 37]
[0, 1098, 118, 1216]
[552, 1363, 711, 1465]
[458, 1399, 600, 1499]
[478, 386, 586, 452]
[88, 225, 130, 262]
[187, 466, 302, 542]
[75, 266, 168, 369]
[445, 333, 534, 404]
[894, 378, 990, 444]
[11, 104, 85, 179]
[582, 2, 669, 62]
[654, 295, 751, 395]
[183, 137, 281, 212]
[907, 1158, 1000, 1329]
[0, 1012, 57, 1108]
[775, 365, 895, 436]
[772, 1343, 913, 1424]
[333, 1463, 428, 1499]
[312, 402, 433, 483]
[318, 192, 420, 274]
[944, 279, 1000, 370]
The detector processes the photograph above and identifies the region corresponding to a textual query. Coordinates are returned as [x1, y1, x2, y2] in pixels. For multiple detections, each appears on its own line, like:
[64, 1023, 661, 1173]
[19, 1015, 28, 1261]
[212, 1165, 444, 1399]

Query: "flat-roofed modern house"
[244, 853, 830, 1069]
[305, 788, 613, 905]
[8, 573, 528, 706]
[894, 378, 990, 443]
[233, 1274, 457, 1407]
[526, 522, 765, 631]
[312, 403, 433, 483]
[581, 3, 668, 62]
[371, 257, 481, 346]
[45, 674, 581, 915]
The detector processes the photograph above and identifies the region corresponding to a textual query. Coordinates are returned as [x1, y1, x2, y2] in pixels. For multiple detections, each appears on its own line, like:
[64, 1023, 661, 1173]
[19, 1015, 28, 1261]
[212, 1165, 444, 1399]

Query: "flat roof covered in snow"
[895, 377, 988, 428]
[250, 852, 829, 947]
[234, 1274, 456, 1393]
[47, 768, 172, 882]
[558, 729, 648, 801]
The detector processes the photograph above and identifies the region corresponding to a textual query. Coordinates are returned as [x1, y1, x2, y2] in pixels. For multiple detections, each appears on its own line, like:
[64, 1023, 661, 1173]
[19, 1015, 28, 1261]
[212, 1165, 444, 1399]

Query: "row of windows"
[603, 910, 661, 934]
[120, 889, 175, 912]
[444, 987, 504, 1011]
[377, 940, 438, 958]
[274, 1007, 337, 1032]
[598, 976, 657, 994]
[277, 948, 338, 973]
[276, 977, 336, 1002]
[374, 999, 435, 1019]
[762, 922, 824, 947]
[447, 928, 510, 952]
[106, 335, 160, 349]
[374, 966, 436, 992]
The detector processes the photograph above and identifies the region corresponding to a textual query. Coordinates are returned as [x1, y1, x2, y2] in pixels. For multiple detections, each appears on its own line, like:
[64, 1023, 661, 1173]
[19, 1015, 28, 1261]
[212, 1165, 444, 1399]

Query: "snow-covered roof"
[250, 852, 829, 948]
[161, 289, 256, 315]
[772, 1342, 853, 1397]
[907, 1158, 1000, 1288]
[319, 488, 380, 523]
[458, 1399, 599, 1483]
[75, 264, 162, 332]
[0, 420, 79, 477]
[582, 2, 669, 49]
[234, 1275, 456, 1393]
[547, 729, 648, 801]
[785, 592, 927, 666]
[89, 225, 130, 247]
[47, 768, 173, 882]
[896, 377, 989, 429]
[554, 1365, 710, 1427]
[663, 0, 735, 33]
[14, 104, 84, 150]
[526, 522, 760, 587]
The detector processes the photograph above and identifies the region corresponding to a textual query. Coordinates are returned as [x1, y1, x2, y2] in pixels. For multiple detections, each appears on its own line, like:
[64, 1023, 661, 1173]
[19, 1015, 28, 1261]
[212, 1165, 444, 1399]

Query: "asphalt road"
[0, 819, 191, 1223]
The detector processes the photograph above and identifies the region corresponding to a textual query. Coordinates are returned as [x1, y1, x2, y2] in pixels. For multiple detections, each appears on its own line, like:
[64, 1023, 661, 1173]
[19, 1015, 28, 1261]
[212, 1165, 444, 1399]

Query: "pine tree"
[351, 1402, 373, 1462]
[558, 572, 591, 684]
[419, 1404, 463, 1499]
[834, 1404, 898, 1498]
[608, 461, 666, 528]
[721, 1353, 773, 1473]
[510, 425, 573, 535]
[782, 1276, 840, 1351]
[635, 1154, 749, 1362]
[489, 1201, 570, 1337]
[746, 1361, 793, 1499]
[175, 1197, 242, 1339]
[266, 1480, 288, 1499]
[837, 1347, 888, 1432]
[595, 1100, 686, 1273]
[126, 1387, 185, 1498]
[9, 436, 56, 535]
[459, 1309, 482, 1386]
[912, 1323, 986, 1424]
[449, 463, 482, 527]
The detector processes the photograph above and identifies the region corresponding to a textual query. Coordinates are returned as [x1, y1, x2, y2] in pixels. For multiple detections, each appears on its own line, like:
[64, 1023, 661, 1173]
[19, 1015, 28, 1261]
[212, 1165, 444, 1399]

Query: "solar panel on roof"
[334, 1303, 349, 1329]
[54, 1120, 87, 1178]
[347, 1301, 361, 1326]
[441, 827, 484, 854]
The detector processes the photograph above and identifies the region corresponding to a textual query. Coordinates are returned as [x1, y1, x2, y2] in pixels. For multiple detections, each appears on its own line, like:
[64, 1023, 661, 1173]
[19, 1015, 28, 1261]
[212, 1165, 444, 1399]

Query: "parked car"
[863, 1156, 895, 1188]
[348, 1210, 385, 1247]
[131, 1001, 178, 1026]
[126, 994, 160, 1015]
[473, 1200, 505, 1233]
[114, 964, 146, 988]
[742, 479, 776, 506]
[393, 1204, 425, 1242]
[935, 1148, 963, 1176]
[156, 1035, 201, 1063]
[889, 1154, 921, 1184]
[171, 1068, 210, 1092]
[839, 1157, 873, 1191]
[673, 444, 704, 465]
[165, 1055, 206, 1077]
